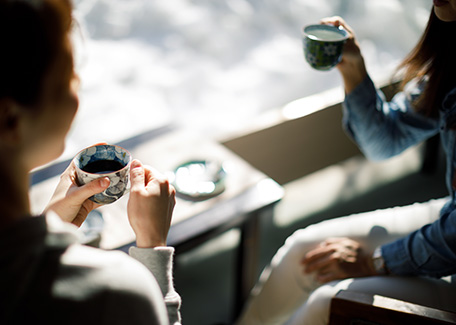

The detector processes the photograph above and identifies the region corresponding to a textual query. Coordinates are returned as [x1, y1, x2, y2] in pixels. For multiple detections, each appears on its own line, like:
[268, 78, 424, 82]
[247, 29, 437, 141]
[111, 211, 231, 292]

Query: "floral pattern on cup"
[302, 24, 349, 71]
[73, 144, 132, 205]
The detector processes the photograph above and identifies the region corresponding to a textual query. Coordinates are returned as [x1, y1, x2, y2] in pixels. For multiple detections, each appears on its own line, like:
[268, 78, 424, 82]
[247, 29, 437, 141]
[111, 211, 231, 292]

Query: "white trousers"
[236, 198, 456, 325]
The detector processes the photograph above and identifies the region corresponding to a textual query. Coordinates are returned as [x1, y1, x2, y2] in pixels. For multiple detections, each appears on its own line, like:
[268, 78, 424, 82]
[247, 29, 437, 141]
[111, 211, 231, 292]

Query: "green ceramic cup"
[302, 24, 349, 71]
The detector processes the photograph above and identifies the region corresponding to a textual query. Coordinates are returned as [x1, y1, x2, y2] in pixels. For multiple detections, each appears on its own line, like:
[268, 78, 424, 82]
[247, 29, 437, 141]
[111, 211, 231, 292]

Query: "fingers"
[71, 208, 91, 227]
[73, 177, 110, 202]
[92, 141, 108, 146]
[320, 16, 350, 30]
[302, 246, 334, 274]
[61, 160, 110, 202]
[143, 163, 176, 197]
[320, 16, 344, 26]
[303, 248, 344, 283]
[302, 238, 366, 283]
[320, 16, 355, 40]
[127, 159, 176, 248]
[150, 172, 175, 197]
[59, 160, 77, 182]
[130, 159, 176, 197]
[130, 159, 146, 192]
[46, 163, 108, 226]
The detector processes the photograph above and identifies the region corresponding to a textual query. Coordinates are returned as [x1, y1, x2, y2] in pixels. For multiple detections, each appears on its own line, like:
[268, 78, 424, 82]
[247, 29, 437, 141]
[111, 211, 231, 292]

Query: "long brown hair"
[397, 9, 456, 117]
[0, 0, 73, 106]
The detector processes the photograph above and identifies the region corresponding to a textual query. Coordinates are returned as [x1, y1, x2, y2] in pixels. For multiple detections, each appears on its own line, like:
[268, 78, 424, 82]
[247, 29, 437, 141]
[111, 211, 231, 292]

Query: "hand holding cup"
[45, 161, 110, 226]
[317, 16, 367, 93]
[127, 160, 176, 248]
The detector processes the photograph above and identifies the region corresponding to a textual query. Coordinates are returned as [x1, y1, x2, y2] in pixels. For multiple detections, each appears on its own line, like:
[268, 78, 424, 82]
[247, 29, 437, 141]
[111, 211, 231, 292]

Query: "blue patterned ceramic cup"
[73, 144, 132, 204]
[302, 24, 349, 71]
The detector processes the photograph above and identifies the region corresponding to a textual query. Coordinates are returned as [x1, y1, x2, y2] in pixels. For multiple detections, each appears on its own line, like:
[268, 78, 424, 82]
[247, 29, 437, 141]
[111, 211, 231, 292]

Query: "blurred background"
[65, 1, 439, 324]
[67, 0, 431, 159]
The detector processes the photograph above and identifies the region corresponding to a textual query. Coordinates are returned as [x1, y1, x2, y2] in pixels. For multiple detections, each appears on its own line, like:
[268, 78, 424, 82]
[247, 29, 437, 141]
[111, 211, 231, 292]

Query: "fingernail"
[99, 177, 110, 188]
[131, 160, 141, 168]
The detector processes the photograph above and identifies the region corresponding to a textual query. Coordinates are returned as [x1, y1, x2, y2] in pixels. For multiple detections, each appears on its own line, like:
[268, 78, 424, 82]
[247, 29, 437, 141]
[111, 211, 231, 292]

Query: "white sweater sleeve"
[129, 246, 181, 325]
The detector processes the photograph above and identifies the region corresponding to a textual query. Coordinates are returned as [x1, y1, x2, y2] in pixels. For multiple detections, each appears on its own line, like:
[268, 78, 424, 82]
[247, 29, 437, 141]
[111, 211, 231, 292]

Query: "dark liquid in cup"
[82, 160, 124, 174]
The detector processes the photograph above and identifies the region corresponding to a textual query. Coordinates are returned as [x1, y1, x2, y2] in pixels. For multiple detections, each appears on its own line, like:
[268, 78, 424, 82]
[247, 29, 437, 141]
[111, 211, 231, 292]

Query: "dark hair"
[397, 9, 456, 117]
[0, 0, 73, 106]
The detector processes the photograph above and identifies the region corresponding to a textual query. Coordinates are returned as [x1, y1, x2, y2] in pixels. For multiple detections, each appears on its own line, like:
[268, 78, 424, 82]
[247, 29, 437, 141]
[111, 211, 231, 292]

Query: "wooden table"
[29, 125, 284, 316]
[329, 290, 456, 325]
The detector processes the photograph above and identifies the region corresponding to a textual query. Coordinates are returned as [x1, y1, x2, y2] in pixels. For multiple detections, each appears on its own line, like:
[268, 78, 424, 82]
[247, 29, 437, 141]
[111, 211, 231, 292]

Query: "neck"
[0, 161, 31, 229]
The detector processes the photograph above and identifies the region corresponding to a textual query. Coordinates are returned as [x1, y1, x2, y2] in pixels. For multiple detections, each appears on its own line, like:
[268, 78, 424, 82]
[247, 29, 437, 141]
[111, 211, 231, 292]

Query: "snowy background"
[64, 0, 432, 160]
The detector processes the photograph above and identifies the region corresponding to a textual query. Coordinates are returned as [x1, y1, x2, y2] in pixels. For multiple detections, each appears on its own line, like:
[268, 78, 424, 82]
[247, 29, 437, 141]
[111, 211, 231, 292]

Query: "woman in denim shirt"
[237, 3, 456, 325]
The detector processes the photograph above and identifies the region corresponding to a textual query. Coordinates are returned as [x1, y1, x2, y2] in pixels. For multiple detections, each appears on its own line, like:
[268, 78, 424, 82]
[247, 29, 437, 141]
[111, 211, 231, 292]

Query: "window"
[66, 0, 430, 159]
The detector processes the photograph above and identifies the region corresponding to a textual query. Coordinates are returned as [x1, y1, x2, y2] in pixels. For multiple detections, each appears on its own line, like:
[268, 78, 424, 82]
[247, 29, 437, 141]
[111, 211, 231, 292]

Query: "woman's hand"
[127, 159, 176, 248]
[302, 237, 376, 283]
[45, 161, 110, 226]
[320, 16, 367, 93]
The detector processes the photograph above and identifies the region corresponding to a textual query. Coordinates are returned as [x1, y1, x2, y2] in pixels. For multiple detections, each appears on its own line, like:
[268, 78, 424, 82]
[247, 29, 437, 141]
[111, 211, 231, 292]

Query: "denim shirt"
[343, 75, 456, 277]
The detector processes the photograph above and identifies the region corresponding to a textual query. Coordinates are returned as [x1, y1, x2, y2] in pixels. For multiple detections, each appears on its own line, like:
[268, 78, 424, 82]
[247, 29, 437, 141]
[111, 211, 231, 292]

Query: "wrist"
[135, 235, 167, 248]
[372, 246, 390, 275]
[338, 57, 367, 94]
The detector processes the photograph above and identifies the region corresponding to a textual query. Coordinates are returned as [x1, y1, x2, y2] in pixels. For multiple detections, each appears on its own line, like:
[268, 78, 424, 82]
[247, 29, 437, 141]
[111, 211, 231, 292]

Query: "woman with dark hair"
[237, 3, 456, 325]
[0, 0, 180, 324]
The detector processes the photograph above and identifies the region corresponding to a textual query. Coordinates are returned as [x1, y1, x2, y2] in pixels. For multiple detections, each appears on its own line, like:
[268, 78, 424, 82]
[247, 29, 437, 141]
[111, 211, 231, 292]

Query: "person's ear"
[0, 98, 22, 145]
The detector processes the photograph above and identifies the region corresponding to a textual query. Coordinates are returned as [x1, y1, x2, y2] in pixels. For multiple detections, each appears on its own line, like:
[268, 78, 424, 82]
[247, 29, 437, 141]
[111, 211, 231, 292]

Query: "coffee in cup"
[73, 144, 132, 204]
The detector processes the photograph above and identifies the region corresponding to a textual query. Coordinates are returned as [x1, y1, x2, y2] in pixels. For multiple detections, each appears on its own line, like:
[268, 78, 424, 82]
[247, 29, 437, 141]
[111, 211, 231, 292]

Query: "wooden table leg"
[233, 208, 263, 319]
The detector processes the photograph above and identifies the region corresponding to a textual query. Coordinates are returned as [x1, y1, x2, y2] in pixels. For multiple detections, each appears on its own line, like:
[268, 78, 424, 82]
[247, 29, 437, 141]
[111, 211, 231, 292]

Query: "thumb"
[130, 159, 145, 191]
[73, 177, 110, 203]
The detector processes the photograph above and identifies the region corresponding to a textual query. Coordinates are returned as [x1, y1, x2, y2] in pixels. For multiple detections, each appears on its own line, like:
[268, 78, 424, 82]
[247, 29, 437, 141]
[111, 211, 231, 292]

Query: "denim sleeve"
[343, 76, 440, 161]
[382, 204, 456, 277]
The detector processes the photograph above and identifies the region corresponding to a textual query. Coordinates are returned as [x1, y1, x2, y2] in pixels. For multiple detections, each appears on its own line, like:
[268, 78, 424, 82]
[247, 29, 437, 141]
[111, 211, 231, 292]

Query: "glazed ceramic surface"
[73, 144, 132, 204]
[171, 159, 226, 200]
[302, 24, 348, 71]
